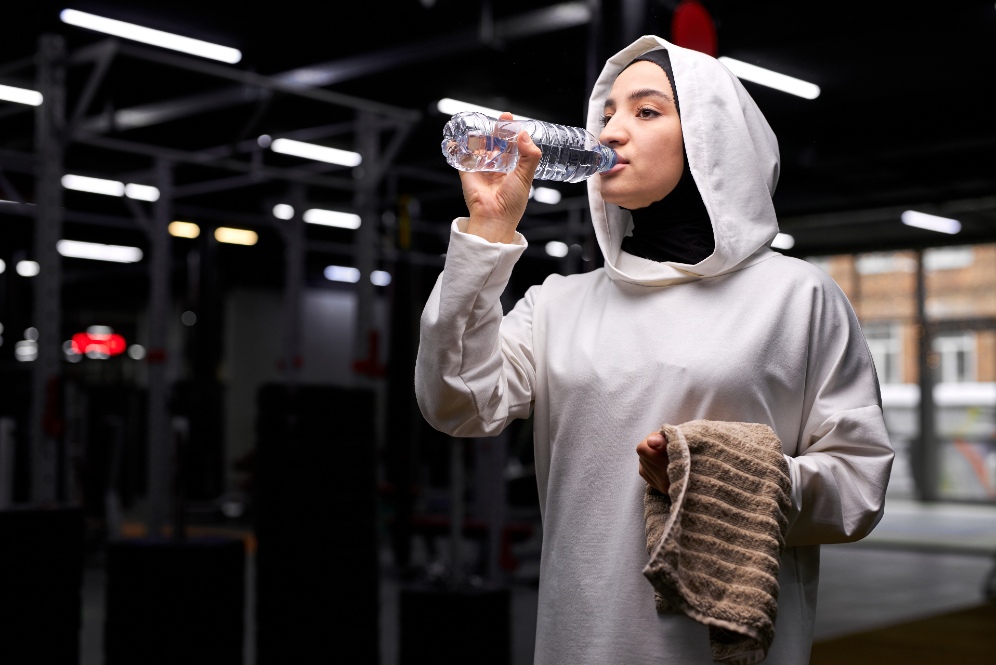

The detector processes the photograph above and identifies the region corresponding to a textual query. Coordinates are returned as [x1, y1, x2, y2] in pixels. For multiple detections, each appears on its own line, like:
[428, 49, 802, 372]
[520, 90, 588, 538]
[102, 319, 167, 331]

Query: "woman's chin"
[599, 186, 630, 208]
[602, 191, 643, 209]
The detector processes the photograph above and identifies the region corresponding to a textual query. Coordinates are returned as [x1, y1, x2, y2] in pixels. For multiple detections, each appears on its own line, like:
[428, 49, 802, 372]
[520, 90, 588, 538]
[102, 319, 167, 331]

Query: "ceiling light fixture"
[437, 97, 534, 120]
[59, 9, 242, 64]
[771, 233, 796, 250]
[718, 57, 820, 99]
[370, 270, 392, 287]
[303, 209, 362, 229]
[168, 221, 201, 238]
[545, 241, 569, 258]
[214, 227, 258, 245]
[57, 239, 143, 263]
[272, 203, 295, 220]
[325, 265, 360, 283]
[269, 138, 362, 167]
[61, 174, 125, 197]
[61, 174, 161, 201]
[0, 83, 43, 106]
[901, 210, 961, 235]
[16, 261, 40, 277]
[124, 183, 160, 202]
[533, 187, 562, 205]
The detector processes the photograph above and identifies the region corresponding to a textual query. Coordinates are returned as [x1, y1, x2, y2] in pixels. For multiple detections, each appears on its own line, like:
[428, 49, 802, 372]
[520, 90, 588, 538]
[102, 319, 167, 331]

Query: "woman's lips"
[604, 161, 627, 175]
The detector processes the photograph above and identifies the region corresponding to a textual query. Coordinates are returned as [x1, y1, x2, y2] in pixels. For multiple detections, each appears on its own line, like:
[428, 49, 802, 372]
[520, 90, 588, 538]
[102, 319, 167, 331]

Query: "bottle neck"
[598, 146, 618, 172]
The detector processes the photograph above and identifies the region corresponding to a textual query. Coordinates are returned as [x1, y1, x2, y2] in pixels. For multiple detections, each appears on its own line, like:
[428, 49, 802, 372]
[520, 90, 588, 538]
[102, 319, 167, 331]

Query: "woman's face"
[597, 61, 685, 209]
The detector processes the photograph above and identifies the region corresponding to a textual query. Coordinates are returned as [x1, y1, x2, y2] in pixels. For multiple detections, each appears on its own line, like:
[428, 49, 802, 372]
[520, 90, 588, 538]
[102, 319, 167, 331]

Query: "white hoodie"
[416, 36, 894, 664]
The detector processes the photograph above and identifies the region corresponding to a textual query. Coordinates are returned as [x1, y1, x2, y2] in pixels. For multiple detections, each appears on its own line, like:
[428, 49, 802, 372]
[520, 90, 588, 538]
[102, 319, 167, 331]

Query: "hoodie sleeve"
[415, 218, 537, 438]
[784, 273, 895, 547]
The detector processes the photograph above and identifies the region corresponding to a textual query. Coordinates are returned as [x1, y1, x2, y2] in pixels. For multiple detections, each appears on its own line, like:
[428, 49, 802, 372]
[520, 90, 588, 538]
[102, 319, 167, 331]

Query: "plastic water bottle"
[441, 112, 617, 183]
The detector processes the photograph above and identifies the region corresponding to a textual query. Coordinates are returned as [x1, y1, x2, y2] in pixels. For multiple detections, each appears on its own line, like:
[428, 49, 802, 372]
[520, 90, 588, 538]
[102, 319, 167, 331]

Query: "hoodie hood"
[586, 36, 781, 286]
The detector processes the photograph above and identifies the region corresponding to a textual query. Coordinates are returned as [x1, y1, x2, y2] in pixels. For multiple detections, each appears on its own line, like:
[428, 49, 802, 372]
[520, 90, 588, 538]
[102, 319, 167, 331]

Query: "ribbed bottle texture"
[441, 112, 617, 183]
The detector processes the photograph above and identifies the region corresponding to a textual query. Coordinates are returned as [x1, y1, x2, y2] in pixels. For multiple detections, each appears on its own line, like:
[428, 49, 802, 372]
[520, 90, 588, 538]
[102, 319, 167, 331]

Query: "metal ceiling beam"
[0, 168, 25, 202]
[0, 55, 34, 77]
[72, 132, 358, 192]
[74, 1, 591, 134]
[0, 148, 35, 173]
[69, 40, 117, 128]
[779, 196, 996, 232]
[74, 39, 422, 134]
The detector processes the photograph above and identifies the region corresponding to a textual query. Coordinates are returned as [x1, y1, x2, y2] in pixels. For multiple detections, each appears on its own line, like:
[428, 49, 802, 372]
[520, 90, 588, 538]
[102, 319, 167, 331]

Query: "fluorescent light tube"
[61, 174, 125, 197]
[533, 187, 562, 205]
[718, 57, 820, 100]
[901, 210, 961, 235]
[270, 138, 362, 167]
[168, 221, 200, 238]
[325, 265, 360, 283]
[125, 183, 160, 202]
[272, 203, 295, 220]
[57, 240, 143, 263]
[437, 97, 532, 120]
[0, 83, 43, 106]
[16, 261, 40, 277]
[771, 233, 795, 250]
[214, 227, 258, 245]
[15, 340, 38, 362]
[303, 209, 362, 229]
[370, 270, 392, 287]
[545, 241, 569, 258]
[60, 9, 242, 64]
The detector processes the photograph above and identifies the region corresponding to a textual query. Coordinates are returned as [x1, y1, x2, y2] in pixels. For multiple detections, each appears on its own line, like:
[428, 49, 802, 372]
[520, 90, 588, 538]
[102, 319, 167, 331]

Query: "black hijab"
[617, 49, 715, 265]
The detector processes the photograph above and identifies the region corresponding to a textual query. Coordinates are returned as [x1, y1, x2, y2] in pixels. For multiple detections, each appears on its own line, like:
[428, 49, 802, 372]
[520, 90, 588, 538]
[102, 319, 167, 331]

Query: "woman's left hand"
[637, 432, 670, 494]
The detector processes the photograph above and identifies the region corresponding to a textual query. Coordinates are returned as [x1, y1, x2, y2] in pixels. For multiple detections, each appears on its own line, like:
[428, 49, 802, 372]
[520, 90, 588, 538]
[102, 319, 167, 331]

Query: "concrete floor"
[80, 498, 996, 665]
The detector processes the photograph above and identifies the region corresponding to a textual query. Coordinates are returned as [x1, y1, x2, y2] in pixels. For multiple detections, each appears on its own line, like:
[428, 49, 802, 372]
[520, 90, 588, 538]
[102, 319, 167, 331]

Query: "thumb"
[648, 433, 665, 450]
[513, 130, 541, 185]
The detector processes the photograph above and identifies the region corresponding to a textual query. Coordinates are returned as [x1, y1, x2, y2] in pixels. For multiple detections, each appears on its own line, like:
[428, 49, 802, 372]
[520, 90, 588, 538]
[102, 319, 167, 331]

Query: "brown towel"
[643, 420, 792, 665]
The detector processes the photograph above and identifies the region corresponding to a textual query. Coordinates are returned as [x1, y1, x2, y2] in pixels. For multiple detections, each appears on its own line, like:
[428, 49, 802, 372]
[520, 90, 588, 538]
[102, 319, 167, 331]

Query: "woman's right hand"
[461, 112, 542, 244]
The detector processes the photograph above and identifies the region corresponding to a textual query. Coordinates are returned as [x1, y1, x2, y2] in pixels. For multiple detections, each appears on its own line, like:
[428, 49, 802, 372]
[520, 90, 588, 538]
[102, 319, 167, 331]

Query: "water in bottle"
[441, 112, 617, 183]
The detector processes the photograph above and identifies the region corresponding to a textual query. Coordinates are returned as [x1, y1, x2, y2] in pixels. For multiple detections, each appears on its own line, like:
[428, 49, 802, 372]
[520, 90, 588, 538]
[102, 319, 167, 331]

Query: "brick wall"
[810, 244, 996, 384]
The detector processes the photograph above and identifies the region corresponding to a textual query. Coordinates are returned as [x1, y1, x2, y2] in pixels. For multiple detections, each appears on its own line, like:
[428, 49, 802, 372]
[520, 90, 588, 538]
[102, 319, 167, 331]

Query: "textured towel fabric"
[644, 420, 792, 664]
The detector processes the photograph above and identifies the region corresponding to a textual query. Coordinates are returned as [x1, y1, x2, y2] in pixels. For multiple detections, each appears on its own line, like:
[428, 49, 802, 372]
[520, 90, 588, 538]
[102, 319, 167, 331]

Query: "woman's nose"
[598, 118, 626, 146]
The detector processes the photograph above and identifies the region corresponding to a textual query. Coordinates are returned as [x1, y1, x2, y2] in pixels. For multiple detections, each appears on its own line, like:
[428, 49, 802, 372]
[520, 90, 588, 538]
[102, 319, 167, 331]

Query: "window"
[932, 331, 977, 383]
[924, 246, 974, 272]
[863, 323, 903, 384]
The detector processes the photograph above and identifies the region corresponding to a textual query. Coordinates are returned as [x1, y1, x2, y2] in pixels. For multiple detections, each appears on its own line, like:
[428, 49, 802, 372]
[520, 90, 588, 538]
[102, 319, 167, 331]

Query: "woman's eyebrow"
[628, 88, 671, 103]
[603, 88, 672, 110]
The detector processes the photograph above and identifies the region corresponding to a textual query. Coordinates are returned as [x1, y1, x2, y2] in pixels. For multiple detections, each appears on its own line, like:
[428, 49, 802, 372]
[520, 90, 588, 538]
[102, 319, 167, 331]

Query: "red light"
[72, 332, 127, 356]
[671, 0, 718, 58]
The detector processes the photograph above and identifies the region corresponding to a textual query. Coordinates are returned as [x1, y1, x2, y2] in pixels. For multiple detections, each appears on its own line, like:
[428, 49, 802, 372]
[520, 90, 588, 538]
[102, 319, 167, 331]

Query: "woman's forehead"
[606, 61, 674, 106]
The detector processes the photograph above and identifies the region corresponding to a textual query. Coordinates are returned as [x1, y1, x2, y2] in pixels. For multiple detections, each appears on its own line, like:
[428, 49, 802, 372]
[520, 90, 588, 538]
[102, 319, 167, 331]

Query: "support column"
[352, 112, 380, 380]
[281, 185, 306, 388]
[915, 250, 937, 501]
[562, 207, 583, 276]
[475, 432, 508, 584]
[585, 0, 603, 120]
[31, 34, 66, 505]
[147, 159, 173, 535]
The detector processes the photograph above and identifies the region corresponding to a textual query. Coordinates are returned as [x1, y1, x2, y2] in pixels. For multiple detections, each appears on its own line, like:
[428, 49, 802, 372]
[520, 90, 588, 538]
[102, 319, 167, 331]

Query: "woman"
[415, 35, 893, 664]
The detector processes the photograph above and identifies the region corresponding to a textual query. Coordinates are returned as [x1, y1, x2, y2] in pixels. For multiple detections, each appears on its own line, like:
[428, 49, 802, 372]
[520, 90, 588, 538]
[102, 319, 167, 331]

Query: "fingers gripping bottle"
[441, 112, 617, 183]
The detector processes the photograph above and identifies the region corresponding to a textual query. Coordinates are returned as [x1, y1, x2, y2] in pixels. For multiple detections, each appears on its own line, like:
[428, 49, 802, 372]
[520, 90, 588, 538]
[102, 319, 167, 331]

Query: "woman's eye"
[599, 114, 613, 127]
[637, 107, 661, 119]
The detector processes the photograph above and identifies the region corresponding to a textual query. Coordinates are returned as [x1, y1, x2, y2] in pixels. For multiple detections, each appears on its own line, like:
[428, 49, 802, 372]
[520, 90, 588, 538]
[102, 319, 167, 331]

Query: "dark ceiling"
[2, 0, 995, 288]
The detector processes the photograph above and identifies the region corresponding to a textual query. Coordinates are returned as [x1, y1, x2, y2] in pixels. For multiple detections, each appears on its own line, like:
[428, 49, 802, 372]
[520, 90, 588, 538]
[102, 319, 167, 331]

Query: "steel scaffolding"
[1, 31, 423, 528]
